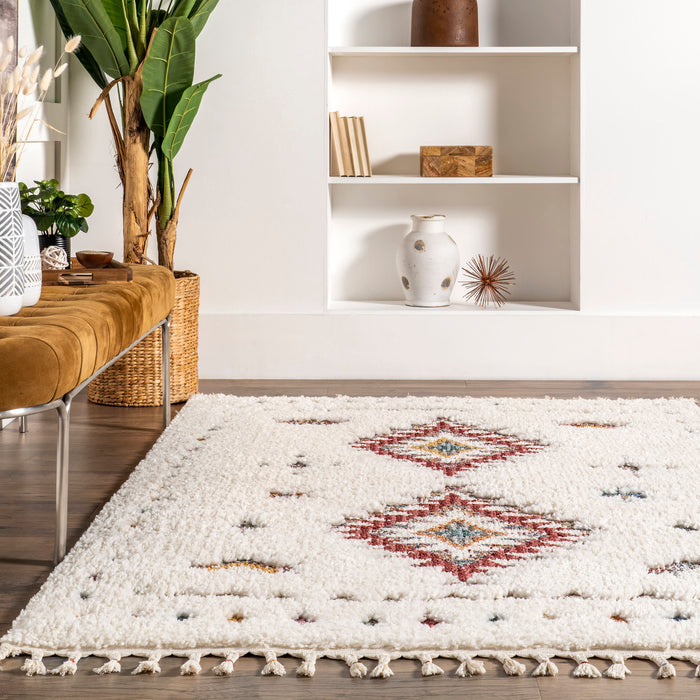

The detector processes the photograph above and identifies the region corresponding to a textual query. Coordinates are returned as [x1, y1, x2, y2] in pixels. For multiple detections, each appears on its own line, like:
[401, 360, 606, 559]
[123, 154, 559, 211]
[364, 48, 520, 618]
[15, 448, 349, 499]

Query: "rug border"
[3, 642, 700, 679]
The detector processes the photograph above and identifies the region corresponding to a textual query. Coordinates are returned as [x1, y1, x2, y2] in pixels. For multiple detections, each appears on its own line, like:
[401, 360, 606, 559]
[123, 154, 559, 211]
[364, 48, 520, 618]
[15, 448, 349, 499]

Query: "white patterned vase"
[0, 182, 24, 316]
[396, 214, 459, 307]
[22, 215, 41, 307]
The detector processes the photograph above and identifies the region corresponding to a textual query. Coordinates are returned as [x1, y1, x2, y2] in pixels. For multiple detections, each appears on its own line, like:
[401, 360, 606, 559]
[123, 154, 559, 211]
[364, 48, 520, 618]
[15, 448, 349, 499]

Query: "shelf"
[329, 46, 579, 58]
[328, 300, 579, 315]
[329, 175, 579, 185]
[326, 1, 582, 319]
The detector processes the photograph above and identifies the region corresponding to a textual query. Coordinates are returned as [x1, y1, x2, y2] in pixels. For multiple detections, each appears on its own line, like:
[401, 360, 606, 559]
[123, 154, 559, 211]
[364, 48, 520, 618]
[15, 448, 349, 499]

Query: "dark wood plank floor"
[1, 380, 699, 699]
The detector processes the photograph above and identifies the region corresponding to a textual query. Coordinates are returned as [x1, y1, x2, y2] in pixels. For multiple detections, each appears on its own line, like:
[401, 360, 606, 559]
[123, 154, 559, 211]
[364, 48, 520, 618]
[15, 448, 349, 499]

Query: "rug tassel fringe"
[132, 654, 162, 675]
[573, 660, 602, 678]
[532, 658, 558, 677]
[296, 653, 317, 677]
[649, 655, 675, 679]
[93, 656, 121, 675]
[261, 652, 286, 676]
[498, 656, 526, 676]
[656, 661, 675, 679]
[50, 654, 81, 676]
[213, 652, 239, 676]
[418, 654, 444, 676]
[344, 654, 367, 677]
[604, 656, 631, 680]
[21, 652, 46, 677]
[180, 653, 202, 675]
[455, 656, 486, 677]
[370, 654, 394, 678]
[9, 649, 700, 680]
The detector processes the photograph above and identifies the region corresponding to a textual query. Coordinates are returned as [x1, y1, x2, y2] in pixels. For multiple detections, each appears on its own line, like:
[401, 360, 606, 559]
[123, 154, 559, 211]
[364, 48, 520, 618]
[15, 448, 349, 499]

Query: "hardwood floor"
[1, 381, 699, 699]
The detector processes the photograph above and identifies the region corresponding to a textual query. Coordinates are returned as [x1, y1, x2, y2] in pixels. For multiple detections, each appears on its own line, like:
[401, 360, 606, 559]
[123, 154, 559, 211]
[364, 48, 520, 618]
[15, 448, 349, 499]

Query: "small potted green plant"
[19, 179, 94, 267]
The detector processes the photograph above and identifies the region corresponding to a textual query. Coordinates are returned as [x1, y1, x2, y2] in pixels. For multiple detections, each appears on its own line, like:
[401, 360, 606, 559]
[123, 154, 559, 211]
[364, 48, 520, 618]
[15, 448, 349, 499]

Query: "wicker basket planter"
[88, 271, 199, 406]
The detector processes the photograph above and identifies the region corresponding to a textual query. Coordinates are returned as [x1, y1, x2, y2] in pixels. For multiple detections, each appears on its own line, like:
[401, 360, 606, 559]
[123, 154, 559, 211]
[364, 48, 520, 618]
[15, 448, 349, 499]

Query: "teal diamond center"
[415, 437, 475, 457]
[431, 520, 494, 547]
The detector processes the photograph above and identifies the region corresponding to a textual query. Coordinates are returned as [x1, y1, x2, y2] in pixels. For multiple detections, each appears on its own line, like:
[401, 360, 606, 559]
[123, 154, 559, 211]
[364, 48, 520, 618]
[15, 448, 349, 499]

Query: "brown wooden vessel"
[411, 0, 479, 47]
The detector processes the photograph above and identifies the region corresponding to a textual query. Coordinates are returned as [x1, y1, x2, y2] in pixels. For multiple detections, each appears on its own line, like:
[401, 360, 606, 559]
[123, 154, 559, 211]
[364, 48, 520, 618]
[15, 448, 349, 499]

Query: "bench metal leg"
[1, 316, 173, 566]
[54, 399, 71, 564]
[162, 315, 171, 429]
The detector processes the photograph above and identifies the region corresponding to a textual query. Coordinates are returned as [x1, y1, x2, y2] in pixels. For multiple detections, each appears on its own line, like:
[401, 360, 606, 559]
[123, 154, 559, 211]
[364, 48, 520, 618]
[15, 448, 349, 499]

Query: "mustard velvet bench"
[0, 265, 175, 563]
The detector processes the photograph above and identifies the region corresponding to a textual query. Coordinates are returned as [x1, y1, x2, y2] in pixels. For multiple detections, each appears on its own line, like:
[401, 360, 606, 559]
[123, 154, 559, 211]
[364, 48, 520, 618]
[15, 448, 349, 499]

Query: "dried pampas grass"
[0, 35, 80, 181]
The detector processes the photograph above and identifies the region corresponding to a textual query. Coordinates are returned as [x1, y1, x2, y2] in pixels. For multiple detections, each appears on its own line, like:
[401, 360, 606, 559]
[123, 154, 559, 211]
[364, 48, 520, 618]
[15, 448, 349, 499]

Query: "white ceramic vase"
[0, 182, 25, 316]
[22, 215, 41, 307]
[396, 214, 459, 307]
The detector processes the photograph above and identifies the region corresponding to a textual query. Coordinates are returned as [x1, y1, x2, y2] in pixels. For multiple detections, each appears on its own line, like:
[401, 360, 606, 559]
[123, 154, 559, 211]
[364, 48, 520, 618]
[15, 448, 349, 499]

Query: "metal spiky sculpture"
[461, 255, 515, 307]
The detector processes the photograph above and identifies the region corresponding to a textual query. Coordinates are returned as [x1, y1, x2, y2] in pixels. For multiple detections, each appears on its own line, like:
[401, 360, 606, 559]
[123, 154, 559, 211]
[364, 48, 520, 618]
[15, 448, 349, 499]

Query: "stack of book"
[329, 112, 372, 177]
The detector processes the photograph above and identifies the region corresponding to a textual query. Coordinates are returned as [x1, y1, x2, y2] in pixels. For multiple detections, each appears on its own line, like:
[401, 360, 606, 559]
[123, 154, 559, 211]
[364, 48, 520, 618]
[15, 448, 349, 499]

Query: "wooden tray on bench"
[42, 260, 133, 286]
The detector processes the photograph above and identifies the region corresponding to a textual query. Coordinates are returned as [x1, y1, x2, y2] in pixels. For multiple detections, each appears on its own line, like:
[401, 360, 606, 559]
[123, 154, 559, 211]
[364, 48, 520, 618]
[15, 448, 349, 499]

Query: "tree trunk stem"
[122, 74, 150, 264]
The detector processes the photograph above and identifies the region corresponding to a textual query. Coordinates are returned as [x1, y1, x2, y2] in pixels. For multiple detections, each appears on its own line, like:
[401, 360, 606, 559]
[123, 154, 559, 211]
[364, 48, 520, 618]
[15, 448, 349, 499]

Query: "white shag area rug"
[2, 395, 700, 680]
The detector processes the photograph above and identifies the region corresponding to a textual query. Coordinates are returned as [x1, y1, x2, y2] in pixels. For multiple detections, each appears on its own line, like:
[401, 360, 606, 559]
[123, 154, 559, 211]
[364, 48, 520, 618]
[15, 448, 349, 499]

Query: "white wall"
[580, 0, 700, 314]
[67, 1, 327, 313]
[60, 0, 699, 379]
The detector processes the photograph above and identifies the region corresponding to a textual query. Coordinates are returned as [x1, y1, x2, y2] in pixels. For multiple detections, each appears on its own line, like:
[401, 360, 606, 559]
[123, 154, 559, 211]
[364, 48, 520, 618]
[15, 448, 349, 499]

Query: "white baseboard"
[198, 312, 700, 380]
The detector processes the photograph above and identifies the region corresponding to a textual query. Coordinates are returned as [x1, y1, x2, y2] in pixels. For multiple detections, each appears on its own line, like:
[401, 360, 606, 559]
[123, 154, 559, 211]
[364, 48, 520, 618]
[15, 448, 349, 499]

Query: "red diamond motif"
[353, 420, 543, 476]
[338, 492, 588, 583]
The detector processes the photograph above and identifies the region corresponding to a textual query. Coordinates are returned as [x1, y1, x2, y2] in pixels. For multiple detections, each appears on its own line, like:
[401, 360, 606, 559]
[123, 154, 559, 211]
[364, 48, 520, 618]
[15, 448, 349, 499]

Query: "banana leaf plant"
[48, 0, 221, 270]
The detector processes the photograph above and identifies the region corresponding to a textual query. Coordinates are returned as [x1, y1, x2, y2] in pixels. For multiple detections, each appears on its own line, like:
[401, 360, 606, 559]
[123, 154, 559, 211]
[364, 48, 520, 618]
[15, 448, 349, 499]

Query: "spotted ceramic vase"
[396, 214, 459, 307]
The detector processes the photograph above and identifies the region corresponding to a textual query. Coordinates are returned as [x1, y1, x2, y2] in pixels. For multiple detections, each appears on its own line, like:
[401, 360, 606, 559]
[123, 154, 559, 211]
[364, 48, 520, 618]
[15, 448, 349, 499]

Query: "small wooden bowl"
[76, 250, 114, 269]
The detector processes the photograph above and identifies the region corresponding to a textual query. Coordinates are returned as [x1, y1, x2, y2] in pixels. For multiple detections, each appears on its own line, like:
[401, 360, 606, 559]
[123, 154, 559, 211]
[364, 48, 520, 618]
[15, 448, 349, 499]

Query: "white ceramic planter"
[0, 182, 25, 316]
[396, 214, 459, 307]
[22, 215, 41, 307]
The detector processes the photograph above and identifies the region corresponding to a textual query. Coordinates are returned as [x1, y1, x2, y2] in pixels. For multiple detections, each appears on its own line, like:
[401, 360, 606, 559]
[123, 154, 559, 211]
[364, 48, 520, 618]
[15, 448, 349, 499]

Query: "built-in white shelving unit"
[326, 0, 581, 313]
[330, 46, 579, 57]
[330, 175, 579, 185]
[328, 300, 579, 315]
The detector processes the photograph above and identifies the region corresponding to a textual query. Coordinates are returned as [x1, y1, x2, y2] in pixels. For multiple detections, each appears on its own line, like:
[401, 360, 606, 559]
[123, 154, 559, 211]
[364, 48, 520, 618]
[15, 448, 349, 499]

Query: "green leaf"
[79, 218, 90, 233]
[33, 214, 57, 232]
[53, 0, 130, 79]
[56, 213, 82, 238]
[188, 0, 220, 37]
[171, 0, 198, 18]
[49, 0, 108, 88]
[100, 0, 128, 50]
[73, 194, 95, 217]
[140, 17, 196, 137]
[161, 74, 220, 161]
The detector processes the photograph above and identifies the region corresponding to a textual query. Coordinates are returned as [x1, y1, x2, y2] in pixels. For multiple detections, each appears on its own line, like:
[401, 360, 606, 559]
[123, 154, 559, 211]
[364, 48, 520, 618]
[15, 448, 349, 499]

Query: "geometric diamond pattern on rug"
[338, 491, 588, 582]
[353, 419, 544, 476]
[649, 561, 700, 576]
